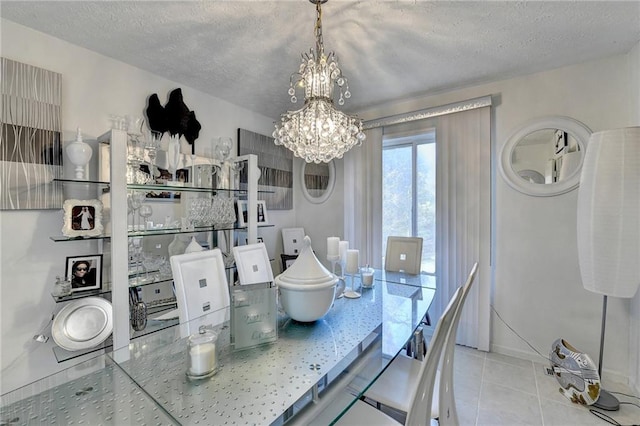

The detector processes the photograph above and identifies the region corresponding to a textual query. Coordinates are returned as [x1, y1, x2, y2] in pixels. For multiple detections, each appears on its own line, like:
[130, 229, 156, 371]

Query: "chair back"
[405, 285, 464, 425]
[437, 262, 479, 425]
[170, 249, 230, 330]
[385, 236, 423, 274]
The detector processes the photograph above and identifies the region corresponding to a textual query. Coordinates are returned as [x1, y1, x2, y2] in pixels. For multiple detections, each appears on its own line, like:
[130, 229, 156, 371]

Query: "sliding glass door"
[382, 130, 436, 273]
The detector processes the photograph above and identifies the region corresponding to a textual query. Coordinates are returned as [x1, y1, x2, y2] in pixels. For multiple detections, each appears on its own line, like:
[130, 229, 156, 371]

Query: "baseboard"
[490, 343, 629, 388]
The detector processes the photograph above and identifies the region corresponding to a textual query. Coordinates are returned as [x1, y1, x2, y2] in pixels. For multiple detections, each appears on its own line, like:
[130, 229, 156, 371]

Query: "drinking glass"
[139, 204, 153, 230]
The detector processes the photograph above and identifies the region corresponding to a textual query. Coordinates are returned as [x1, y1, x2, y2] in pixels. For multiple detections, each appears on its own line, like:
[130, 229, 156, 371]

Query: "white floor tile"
[464, 348, 639, 426]
[483, 358, 537, 396]
[540, 398, 604, 425]
[477, 381, 543, 424]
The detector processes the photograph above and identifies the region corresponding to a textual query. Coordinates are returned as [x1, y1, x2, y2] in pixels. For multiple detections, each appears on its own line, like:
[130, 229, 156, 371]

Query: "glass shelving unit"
[48, 129, 267, 362]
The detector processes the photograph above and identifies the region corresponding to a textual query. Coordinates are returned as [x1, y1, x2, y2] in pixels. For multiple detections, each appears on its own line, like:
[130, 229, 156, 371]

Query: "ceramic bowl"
[274, 236, 338, 322]
[277, 280, 337, 322]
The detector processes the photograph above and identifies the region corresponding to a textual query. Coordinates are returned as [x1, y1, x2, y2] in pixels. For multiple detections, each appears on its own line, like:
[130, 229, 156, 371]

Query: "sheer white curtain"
[344, 100, 491, 350]
[434, 106, 491, 350]
[344, 127, 383, 268]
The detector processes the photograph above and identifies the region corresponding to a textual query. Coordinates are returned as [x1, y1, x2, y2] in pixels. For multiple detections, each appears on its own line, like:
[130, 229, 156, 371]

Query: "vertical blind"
[344, 96, 492, 350]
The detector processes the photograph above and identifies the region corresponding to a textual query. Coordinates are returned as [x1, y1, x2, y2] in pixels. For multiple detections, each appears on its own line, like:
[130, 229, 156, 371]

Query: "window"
[382, 130, 436, 274]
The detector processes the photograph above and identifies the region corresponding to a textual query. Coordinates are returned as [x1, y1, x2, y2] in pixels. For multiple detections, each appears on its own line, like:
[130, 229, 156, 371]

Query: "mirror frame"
[499, 116, 592, 197]
[300, 160, 336, 204]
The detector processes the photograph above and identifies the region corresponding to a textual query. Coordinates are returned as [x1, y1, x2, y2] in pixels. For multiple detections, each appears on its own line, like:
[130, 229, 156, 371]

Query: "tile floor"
[289, 341, 639, 425]
[444, 346, 640, 426]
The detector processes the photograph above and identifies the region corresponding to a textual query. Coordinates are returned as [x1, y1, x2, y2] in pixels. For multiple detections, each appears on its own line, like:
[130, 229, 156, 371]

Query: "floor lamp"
[577, 127, 640, 411]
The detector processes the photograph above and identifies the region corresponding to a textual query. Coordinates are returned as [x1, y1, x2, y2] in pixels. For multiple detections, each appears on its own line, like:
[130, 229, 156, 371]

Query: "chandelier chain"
[274, 0, 365, 163]
[315, 1, 323, 57]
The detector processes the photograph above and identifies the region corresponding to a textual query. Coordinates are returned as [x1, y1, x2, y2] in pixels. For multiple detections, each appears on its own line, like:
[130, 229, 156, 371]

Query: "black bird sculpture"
[164, 88, 190, 137]
[144, 88, 202, 153]
[144, 93, 168, 136]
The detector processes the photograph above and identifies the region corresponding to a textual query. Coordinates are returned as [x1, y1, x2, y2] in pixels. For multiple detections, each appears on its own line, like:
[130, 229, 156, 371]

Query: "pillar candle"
[189, 342, 217, 376]
[346, 249, 359, 274]
[339, 241, 349, 264]
[327, 237, 340, 258]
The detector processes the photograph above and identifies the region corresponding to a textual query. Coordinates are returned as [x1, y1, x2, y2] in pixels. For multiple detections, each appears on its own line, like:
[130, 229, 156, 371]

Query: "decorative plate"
[52, 297, 113, 351]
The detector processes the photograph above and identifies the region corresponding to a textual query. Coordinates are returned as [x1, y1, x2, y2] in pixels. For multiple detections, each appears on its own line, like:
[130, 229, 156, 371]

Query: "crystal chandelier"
[273, 0, 365, 164]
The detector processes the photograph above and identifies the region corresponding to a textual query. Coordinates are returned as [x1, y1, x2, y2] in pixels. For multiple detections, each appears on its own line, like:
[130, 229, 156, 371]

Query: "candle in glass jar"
[327, 237, 340, 258]
[189, 342, 217, 376]
[346, 249, 359, 274]
[360, 266, 375, 287]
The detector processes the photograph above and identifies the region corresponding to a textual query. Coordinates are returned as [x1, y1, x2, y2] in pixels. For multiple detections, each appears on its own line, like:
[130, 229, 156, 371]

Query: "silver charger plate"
[52, 297, 113, 351]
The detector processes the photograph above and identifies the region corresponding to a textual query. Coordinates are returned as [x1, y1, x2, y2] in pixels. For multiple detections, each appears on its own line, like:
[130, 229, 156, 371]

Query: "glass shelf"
[127, 223, 274, 237]
[50, 234, 110, 242]
[52, 304, 178, 363]
[129, 275, 173, 288]
[51, 285, 112, 303]
[127, 183, 274, 195]
[131, 310, 180, 340]
[53, 178, 110, 186]
[52, 336, 113, 363]
[50, 226, 272, 241]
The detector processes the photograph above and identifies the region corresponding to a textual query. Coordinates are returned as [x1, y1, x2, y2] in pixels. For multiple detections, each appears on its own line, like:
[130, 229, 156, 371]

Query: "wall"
[358, 49, 639, 385]
[0, 19, 285, 394]
[2, 17, 638, 394]
[629, 41, 640, 395]
[293, 158, 345, 265]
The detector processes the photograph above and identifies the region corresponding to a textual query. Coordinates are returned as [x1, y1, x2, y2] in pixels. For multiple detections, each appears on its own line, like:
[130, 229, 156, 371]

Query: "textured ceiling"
[2, 1, 639, 120]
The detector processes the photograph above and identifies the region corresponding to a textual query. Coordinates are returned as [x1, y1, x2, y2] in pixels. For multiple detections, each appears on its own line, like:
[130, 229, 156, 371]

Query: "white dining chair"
[385, 236, 423, 275]
[385, 236, 432, 331]
[336, 284, 465, 426]
[170, 248, 230, 334]
[357, 262, 479, 425]
[281, 227, 306, 256]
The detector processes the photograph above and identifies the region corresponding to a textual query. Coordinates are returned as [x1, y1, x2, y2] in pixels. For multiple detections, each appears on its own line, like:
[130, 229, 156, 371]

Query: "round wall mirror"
[499, 116, 592, 196]
[300, 160, 336, 204]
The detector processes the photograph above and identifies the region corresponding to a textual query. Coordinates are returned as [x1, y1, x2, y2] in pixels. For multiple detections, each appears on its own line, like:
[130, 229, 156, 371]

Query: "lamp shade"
[577, 127, 640, 298]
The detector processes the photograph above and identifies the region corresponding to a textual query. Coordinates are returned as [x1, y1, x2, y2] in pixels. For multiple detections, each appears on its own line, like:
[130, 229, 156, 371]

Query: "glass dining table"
[0, 270, 435, 425]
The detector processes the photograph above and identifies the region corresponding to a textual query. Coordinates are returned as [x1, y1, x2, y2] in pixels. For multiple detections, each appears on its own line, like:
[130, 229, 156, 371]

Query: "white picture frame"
[236, 200, 269, 227]
[169, 249, 230, 327]
[281, 227, 306, 255]
[232, 243, 274, 285]
[62, 199, 104, 237]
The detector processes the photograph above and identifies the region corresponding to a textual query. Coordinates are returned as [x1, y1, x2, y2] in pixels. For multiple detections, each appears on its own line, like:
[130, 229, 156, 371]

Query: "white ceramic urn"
[66, 127, 93, 180]
[275, 236, 338, 322]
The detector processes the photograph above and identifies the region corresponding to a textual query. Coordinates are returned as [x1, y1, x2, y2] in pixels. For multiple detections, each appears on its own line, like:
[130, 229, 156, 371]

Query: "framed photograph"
[1, 58, 63, 210]
[62, 199, 104, 237]
[65, 254, 103, 293]
[244, 236, 264, 245]
[280, 254, 298, 272]
[236, 200, 269, 227]
[238, 128, 293, 210]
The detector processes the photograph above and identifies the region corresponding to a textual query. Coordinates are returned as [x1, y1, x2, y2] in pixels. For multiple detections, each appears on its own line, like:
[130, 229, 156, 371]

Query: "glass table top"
[1, 271, 435, 425]
[0, 357, 176, 425]
[374, 269, 436, 288]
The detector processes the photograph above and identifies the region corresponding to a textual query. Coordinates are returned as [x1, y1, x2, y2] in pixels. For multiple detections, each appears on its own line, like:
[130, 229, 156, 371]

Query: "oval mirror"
[499, 116, 591, 196]
[300, 160, 336, 204]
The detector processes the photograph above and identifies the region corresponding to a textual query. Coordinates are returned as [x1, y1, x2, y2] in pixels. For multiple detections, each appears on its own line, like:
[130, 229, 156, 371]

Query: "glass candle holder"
[187, 327, 219, 380]
[360, 266, 375, 288]
[52, 276, 72, 297]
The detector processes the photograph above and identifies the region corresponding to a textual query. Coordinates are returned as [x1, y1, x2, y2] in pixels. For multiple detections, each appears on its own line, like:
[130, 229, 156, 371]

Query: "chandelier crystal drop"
[273, 0, 365, 164]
